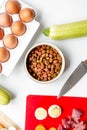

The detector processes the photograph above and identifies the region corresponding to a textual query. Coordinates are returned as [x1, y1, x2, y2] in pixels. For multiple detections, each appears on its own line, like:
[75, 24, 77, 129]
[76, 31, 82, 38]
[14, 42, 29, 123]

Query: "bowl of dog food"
[25, 43, 65, 83]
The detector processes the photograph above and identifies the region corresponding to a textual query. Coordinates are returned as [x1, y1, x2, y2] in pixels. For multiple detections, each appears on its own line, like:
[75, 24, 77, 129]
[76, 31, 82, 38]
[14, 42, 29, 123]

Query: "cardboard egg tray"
[25, 95, 87, 130]
[0, 0, 40, 76]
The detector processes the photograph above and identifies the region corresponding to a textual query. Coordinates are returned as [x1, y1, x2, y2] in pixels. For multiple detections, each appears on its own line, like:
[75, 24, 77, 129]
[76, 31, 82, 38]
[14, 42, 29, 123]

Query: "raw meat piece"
[68, 116, 75, 128]
[57, 108, 86, 130]
[73, 121, 87, 130]
[72, 109, 83, 122]
[62, 118, 71, 129]
[57, 124, 64, 130]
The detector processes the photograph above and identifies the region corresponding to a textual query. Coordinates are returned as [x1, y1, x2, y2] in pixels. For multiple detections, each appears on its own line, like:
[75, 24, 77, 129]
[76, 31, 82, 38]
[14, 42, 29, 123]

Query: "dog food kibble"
[35, 107, 47, 120]
[26, 45, 62, 81]
[35, 124, 46, 130]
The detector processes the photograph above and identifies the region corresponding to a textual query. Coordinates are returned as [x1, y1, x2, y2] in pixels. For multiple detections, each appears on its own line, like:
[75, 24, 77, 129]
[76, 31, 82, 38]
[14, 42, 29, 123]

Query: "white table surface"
[0, 0, 87, 129]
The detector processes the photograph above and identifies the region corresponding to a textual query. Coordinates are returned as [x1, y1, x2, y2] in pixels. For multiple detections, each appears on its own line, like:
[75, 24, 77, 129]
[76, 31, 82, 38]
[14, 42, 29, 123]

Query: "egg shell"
[0, 64, 2, 73]
[0, 28, 4, 40]
[5, 0, 21, 14]
[19, 8, 35, 23]
[0, 47, 10, 62]
[3, 34, 18, 49]
[11, 21, 26, 36]
[0, 13, 12, 27]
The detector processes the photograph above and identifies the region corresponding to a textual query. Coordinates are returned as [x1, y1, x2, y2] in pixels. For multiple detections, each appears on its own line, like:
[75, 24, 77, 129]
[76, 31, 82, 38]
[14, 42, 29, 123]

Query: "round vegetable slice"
[35, 124, 46, 130]
[48, 105, 61, 118]
[49, 127, 56, 130]
[35, 107, 47, 120]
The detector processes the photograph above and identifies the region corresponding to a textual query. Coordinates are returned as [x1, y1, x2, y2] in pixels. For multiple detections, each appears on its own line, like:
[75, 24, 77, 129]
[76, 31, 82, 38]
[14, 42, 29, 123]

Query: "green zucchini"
[42, 20, 87, 40]
[0, 86, 11, 105]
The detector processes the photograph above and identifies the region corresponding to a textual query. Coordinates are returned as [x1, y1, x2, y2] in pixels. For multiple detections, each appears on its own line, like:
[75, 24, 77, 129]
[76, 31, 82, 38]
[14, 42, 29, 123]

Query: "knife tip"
[57, 91, 64, 98]
[57, 94, 62, 99]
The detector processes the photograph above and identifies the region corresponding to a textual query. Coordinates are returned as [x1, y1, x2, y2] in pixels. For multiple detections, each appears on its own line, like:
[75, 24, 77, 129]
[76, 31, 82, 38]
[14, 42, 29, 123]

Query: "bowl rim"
[24, 42, 65, 83]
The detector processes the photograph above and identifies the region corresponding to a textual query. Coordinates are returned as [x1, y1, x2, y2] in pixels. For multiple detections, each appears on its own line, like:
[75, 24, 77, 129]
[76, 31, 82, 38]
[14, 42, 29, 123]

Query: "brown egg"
[0, 28, 4, 40]
[0, 47, 10, 62]
[5, 0, 21, 14]
[11, 21, 26, 36]
[0, 64, 2, 73]
[3, 34, 18, 49]
[0, 13, 12, 27]
[19, 8, 35, 23]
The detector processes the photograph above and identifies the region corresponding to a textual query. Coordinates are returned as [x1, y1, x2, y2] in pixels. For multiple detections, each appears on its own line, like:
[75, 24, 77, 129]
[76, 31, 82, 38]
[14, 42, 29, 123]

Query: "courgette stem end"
[42, 28, 50, 37]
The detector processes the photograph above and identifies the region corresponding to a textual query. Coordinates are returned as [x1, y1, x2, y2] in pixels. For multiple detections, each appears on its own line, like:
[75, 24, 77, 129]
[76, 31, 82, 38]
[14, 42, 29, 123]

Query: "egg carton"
[0, 0, 40, 76]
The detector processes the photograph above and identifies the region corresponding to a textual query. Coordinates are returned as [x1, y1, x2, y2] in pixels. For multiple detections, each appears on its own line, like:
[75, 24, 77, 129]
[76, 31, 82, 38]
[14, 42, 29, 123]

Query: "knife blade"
[58, 60, 87, 97]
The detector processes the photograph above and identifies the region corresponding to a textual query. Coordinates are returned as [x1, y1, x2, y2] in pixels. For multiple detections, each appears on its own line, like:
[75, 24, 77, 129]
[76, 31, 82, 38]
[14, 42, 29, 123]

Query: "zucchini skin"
[0, 87, 11, 105]
[42, 20, 87, 40]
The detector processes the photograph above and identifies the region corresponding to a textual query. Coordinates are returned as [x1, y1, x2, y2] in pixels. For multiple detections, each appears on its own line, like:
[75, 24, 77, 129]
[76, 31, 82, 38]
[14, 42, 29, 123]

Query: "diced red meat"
[57, 108, 87, 130]
[72, 109, 83, 123]
[73, 121, 87, 130]
[57, 124, 64, 130]
[62, 118, 71, 129]
[68, 116, 75, 128]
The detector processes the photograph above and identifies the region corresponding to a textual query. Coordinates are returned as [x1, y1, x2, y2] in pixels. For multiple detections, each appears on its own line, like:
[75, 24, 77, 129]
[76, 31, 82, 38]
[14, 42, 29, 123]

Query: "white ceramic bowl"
[24, 42, 65, 83]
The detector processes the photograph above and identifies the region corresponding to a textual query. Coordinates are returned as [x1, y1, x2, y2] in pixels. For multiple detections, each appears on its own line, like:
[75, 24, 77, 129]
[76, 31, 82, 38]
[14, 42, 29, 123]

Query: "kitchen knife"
[59, 60, 87, 97]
